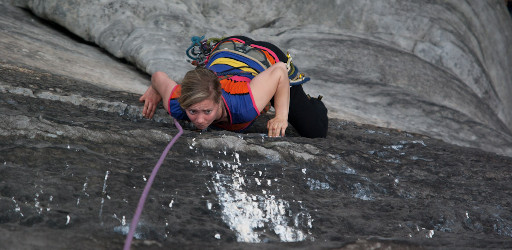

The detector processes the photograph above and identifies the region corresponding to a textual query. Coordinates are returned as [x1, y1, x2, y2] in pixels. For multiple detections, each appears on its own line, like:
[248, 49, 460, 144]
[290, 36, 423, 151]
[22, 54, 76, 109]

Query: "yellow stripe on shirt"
[209, 58, 259, 75]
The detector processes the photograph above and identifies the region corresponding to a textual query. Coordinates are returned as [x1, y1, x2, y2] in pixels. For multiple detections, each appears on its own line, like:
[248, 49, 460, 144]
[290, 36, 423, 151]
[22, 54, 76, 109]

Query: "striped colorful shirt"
[168, 37, 280, 131]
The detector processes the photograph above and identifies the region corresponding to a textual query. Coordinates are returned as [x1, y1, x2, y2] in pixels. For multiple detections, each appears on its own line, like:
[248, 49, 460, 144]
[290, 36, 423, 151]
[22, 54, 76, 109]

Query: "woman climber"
[139, 36, 328, 138]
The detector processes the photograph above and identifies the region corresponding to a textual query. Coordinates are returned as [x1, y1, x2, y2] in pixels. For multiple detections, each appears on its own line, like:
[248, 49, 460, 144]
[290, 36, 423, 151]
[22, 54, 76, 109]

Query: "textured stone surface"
[1, 2, 512, 249]
[2, 61, 512, 249]
[4, 0, 512, 157]
[0, 1, 149, 94]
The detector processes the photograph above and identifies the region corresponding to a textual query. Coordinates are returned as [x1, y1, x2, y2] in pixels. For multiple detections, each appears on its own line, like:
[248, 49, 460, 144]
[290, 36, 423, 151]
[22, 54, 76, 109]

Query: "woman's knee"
[273, 62, 287, 71]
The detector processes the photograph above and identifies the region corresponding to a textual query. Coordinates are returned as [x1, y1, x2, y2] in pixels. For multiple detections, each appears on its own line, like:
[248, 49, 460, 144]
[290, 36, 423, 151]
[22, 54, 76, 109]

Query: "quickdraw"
[185, 36, 225, 66]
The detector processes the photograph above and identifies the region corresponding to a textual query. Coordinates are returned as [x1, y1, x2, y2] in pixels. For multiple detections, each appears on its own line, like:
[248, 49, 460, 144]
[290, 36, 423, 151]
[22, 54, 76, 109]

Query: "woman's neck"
[215, 102, 228, 123]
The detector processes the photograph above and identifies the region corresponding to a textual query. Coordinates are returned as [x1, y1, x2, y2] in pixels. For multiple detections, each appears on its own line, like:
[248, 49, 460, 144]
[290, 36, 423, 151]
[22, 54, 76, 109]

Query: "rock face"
[6, 0, 512, 157]
[0, 1, 149, 94]
[1, 2, 512, 250]
[3, 58, 512, 250]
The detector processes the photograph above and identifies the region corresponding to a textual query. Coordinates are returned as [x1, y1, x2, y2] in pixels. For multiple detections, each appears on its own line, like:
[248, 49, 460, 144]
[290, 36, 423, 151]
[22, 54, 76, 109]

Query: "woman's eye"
[205, 110, 212, 114]
[188, 110, 196, 115]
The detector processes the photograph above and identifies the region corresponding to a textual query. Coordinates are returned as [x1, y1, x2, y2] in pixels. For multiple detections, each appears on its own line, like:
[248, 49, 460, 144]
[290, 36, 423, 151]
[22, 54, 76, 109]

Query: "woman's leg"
[288, 85, 328, 138]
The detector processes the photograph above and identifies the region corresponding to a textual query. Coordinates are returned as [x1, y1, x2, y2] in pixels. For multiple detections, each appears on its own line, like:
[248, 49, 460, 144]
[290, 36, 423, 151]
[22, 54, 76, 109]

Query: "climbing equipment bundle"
[186, 36, 311, 86]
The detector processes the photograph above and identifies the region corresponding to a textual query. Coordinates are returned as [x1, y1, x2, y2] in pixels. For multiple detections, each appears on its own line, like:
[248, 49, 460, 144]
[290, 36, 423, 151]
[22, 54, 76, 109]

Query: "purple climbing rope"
[123, 119, 183, 250]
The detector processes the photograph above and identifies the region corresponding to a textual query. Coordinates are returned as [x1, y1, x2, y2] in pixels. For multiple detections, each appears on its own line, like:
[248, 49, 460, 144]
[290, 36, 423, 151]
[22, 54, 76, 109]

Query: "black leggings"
[227, 36, 328, 138]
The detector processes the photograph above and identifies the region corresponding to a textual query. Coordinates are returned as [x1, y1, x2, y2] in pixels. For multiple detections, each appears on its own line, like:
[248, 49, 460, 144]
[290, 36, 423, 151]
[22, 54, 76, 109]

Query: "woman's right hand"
[267, 115, 288, 137]
[139, 85, 162, 119]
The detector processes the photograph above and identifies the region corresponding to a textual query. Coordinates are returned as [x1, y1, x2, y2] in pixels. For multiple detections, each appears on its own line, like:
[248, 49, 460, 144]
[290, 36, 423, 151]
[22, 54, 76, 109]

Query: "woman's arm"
[250, 62, 290, 137]
[139, 71, 178, 119]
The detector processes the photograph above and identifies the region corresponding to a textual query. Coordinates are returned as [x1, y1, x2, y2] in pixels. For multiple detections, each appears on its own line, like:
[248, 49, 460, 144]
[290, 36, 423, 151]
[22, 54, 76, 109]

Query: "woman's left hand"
[267, 116, 288, 137]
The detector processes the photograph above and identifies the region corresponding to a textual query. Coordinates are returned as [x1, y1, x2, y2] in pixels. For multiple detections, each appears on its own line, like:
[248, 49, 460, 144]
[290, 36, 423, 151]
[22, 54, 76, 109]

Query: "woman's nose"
[196, 114, 205, 123]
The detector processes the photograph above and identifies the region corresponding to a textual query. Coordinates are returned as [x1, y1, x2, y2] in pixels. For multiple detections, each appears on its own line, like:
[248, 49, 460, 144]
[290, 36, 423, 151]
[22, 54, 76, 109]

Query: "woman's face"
[185, 98, 221, 130]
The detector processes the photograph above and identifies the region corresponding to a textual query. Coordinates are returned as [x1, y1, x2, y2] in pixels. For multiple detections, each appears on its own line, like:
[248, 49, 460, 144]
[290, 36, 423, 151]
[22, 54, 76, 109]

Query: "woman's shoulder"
[168, 85, 188, 120]
[170, 84, 182, 99]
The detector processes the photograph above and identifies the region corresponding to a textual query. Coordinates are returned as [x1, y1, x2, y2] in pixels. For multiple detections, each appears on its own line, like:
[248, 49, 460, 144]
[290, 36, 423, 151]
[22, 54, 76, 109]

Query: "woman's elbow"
[151, 71, 170, 84]
[271, 62, 289, 82]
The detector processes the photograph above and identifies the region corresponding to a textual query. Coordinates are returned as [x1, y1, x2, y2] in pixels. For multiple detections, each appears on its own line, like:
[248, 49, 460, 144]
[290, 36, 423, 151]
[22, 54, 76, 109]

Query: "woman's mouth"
[196, 124, 207, 130]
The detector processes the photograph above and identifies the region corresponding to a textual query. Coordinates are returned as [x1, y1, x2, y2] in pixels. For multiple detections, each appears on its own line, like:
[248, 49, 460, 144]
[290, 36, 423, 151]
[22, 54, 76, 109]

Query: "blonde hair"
[179, 68, 221, 109]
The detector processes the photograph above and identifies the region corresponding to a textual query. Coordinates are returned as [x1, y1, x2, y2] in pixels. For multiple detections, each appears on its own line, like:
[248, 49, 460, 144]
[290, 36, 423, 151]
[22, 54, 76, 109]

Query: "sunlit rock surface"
[1, 2, 512, 250]
[6, 0, 512, 157]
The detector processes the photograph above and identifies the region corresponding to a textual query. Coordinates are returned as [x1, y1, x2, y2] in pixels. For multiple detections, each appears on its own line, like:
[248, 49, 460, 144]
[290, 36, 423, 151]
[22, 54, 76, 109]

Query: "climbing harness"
[123, 119, 184, 250]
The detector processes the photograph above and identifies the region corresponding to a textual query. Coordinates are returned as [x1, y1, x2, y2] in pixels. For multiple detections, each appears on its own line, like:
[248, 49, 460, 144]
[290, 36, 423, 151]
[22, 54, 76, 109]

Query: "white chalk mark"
[306, 178, 330, 190]
[34, 192, 42, 214]
[99, 171, 110, 222]
[426, 229, 434, 238]
[213, 169, 312, 242]
[11, 197, 24, 217]
[82, 177, 89, 197]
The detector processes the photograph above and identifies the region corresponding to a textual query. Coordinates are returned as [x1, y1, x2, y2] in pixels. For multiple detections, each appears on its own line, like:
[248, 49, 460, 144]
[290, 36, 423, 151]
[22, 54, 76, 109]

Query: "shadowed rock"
[2, 60, 512, 249]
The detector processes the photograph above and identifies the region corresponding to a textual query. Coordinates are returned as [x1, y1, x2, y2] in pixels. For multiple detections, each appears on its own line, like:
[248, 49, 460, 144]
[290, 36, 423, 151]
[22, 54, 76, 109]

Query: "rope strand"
[124, 119, 184, 250]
